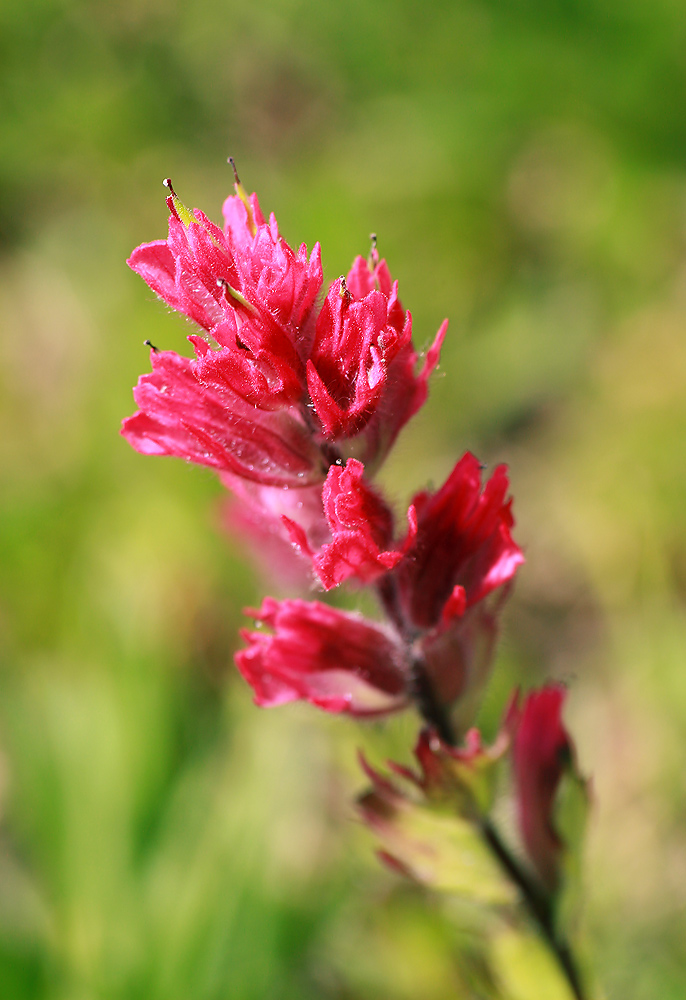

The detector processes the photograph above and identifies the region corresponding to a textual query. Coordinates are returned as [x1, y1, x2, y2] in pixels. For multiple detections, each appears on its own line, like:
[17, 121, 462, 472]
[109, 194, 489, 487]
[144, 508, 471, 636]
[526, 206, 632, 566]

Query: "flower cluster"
[123, 168, 522, 728]
[123, 168, 589, 996]
[123, 173, 445, 487]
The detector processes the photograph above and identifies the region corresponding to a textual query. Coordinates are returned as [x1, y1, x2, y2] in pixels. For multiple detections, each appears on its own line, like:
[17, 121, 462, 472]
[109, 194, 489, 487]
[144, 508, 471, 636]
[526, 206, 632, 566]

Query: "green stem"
[480, 818, 586, 1000]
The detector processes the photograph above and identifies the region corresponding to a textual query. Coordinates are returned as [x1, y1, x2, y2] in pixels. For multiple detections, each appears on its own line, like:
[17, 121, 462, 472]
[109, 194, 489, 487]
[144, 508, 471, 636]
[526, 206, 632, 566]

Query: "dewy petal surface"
[131, 185, 322, 333]
[341, 255, 447, 467]
[236, 598, 410, 716]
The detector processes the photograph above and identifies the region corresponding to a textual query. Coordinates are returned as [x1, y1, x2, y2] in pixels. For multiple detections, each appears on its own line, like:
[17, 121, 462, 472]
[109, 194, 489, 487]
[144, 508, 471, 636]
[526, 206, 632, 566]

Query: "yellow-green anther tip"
[229, 159, 257, 238]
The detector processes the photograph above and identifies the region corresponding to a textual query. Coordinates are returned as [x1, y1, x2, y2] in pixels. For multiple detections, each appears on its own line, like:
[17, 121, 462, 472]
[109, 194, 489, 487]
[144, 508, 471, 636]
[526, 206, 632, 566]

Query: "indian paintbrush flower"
[124, 165, 591, 1000]
[282, 457, 404, 589]
[123, 173, 446, 486]
[236, 597, 409, 716]
[386, 452, 525, 719]
[391, 452, 524, 632]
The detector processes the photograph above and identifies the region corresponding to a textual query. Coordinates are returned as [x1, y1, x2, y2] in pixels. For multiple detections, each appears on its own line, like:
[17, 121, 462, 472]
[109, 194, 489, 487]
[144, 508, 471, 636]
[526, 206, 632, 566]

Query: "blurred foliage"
[2, 0, 686, 997]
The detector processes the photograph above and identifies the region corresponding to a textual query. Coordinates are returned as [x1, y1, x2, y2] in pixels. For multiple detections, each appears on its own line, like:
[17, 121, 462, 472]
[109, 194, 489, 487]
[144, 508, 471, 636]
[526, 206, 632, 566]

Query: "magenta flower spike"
[236, 597, 410, 716]
[124, 167, 593, 1000]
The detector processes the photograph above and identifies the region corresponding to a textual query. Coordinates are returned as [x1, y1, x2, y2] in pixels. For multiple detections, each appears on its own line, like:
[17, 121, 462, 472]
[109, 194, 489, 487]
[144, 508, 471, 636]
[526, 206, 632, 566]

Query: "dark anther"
[144, 340, 159, 352]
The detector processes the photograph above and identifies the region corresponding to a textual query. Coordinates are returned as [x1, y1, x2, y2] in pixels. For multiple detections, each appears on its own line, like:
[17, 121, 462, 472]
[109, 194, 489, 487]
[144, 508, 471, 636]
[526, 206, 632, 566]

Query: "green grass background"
[2, 0, 686, 996]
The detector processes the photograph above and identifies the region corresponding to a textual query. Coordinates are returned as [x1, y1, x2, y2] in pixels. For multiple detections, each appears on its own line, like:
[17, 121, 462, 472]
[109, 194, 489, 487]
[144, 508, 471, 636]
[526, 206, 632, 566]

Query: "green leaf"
[371, 798, 517, 905]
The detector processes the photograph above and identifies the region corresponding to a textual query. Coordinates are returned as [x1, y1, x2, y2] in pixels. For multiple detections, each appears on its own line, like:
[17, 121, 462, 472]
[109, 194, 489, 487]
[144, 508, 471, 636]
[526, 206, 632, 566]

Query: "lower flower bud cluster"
[358, 686, 587, 900]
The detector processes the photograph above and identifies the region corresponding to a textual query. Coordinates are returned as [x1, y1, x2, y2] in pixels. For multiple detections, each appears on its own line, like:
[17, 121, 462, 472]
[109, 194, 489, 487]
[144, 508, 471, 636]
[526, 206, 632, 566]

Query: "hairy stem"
[375, 577, 458, 745]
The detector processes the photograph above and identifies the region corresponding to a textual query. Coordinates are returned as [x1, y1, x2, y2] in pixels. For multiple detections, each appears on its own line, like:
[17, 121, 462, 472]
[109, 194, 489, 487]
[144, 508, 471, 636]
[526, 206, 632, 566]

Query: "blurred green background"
[2, 0, 686, 997]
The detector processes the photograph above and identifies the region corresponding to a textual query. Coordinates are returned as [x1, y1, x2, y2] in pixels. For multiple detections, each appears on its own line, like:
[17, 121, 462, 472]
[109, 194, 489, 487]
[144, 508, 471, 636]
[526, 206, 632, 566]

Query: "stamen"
[216, 277, 257, 314]
[162, 177, 195, 227]
[228, 157, 240, 186]
[227, 156, 257, 238]
[144, 339, 159, 352]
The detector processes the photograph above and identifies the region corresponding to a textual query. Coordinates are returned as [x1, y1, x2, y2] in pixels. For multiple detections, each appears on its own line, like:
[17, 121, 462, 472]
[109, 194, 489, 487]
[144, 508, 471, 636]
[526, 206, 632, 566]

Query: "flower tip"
[162, 177, 195, 226]
[227, 156, 240, 185]
[227, 156, 257, 237]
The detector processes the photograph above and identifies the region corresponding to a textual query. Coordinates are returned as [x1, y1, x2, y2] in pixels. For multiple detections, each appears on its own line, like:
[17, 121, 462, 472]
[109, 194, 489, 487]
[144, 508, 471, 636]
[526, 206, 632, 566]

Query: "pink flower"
[346, 253, 448, 468]
[358, 453, 525, 714]
[307, 277, 410, 439]
[121, 348, 325, 487]
[236, 598, 410, 716]
[394, 452, 524, 631]
[283, 458, 403, 589]
[220, 475, 330, 588]
[511, 685, 575, 891]
[307, 254, 447, 468]
[123, 176, 330, 484]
